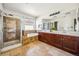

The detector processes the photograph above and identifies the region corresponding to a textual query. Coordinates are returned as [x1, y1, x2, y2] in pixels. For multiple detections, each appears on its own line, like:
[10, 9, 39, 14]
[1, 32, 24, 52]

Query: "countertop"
[38, 31, 79, 37]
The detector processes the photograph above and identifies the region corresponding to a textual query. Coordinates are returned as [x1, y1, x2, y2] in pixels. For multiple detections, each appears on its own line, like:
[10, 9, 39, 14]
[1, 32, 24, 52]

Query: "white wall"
[0, 4, 3, 10]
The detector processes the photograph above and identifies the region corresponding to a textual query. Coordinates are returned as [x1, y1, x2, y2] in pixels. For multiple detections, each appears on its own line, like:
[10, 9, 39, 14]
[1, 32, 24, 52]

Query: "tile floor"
[24, 41, 74, 56]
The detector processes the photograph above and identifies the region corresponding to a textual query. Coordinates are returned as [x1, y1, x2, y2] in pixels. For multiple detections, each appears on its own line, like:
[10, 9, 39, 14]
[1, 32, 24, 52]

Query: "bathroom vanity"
[39, 9, 79, 55]
[38, 31, 79, 55]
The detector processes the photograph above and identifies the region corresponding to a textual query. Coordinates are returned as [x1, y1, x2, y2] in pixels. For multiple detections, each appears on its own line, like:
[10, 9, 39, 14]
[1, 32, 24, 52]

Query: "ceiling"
[3, 3, 79, 19]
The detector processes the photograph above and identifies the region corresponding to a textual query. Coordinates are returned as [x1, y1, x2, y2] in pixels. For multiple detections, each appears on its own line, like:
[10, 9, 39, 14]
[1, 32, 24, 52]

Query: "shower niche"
[3, 16, 21, 47]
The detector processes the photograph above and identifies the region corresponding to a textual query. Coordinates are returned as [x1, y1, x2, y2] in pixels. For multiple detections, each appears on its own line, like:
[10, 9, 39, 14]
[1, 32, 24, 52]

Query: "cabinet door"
[38, 33, 45, 42]
[55, 34, 62, 48]
[50, 34, 56, 45]
[76, 37, 79, 54]
[41, 33, 50, 43]
[50, 34, 62, 48]
[38, 32, 50, 44]
[43, 33, 51, 43]
[63, 36, 77, 53]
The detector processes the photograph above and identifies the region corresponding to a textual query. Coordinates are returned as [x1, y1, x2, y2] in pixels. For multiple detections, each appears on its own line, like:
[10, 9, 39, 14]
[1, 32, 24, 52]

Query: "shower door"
[3, 16, 20, 47]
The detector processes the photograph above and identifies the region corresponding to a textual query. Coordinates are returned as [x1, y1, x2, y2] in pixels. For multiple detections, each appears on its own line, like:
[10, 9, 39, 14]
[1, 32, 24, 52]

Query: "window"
[25, 25, 34, 30]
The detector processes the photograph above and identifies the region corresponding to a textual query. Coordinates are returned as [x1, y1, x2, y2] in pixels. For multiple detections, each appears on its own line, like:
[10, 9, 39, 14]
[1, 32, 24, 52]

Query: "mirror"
[50, 21, 58, 32]
[75, 17, 79, 32]
[42, 9, 79, 33]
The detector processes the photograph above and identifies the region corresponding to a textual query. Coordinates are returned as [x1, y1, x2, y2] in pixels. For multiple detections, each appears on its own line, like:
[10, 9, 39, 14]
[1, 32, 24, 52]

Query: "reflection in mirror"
[50, 21, 58, 32]
[74, 18, 76, 31]
[75, 17, 79, 32]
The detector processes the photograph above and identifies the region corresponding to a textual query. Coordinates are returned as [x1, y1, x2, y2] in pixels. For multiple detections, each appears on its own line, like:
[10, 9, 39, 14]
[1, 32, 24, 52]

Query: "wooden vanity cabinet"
[77, 37, 79, 54]
[50, 34, 62, 48]
[39, 32, 63, 48]
[39, 32, 52, 43]
[39, 32, 47, 42]
[42, 33, 51, 43]
[38, 32, 79, 55]
[63, 35, 77, 53]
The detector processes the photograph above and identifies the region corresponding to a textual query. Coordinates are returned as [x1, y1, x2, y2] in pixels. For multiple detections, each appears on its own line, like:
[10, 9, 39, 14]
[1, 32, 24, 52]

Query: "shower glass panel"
[3, 16, 20, 47]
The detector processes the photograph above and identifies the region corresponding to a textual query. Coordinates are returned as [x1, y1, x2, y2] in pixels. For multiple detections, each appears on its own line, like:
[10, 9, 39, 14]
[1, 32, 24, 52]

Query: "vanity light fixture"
[49, 11, 60, 16]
